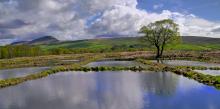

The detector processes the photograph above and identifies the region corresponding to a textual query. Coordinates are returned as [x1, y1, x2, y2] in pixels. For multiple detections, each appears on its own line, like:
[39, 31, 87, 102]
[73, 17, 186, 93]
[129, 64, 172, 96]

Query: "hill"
[40, 36, 220, 51]
[10, 41, 29, 45]
[29, 36, 59, 45]
[182, 36, 220, 44]
[10, 36, 220, 51]
[11, 36, 59, 45]
[40, 37, 146, 50]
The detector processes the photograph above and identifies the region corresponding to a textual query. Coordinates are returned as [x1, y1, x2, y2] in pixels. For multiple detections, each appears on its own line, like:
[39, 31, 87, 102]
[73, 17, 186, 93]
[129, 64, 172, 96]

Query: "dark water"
[0, 71, 220, 109]
[153, 60, 220, 67]
[0, 67, 50, 79]
[195, 70, 220, 76]
[85, 61, 144, 67]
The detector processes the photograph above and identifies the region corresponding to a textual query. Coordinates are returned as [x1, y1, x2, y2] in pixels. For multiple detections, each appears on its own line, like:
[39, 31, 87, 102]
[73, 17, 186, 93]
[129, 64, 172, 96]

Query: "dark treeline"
[0, 45, 44, 59]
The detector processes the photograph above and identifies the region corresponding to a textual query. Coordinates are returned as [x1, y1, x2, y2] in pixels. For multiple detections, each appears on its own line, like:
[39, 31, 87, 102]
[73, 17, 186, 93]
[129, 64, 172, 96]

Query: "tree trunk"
[156, 46, 160, 59]
[160, 45, 164, 58]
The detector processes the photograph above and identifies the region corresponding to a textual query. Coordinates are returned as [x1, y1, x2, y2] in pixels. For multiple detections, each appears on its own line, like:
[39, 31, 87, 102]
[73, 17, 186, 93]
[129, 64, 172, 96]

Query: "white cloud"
[0, 0, 220, 45]
[0, 39, 16, 46]
[153, 4, 164, 10]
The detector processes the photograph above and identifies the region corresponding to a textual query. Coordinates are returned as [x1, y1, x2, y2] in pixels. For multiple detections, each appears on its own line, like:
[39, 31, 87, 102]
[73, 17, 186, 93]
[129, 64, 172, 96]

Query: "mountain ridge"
[11, 36, 59, 45]
[10, 36, 220, 46]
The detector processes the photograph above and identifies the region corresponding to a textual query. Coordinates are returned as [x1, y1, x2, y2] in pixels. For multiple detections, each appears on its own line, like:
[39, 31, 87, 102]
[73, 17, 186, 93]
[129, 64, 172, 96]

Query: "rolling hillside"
[41, 37, 146, 49]
[11, 36, 59, 45]
[182, 36, 220, 44]
[10, 36, 220, 51]
[40, 36, 220, 50]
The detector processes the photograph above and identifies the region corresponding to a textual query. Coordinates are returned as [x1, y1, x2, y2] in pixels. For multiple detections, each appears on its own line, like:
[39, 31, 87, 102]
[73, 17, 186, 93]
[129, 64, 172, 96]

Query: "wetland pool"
[152, 60, 220, 67]
[0, 71, 220, 109]
[0, 67, 50, 79]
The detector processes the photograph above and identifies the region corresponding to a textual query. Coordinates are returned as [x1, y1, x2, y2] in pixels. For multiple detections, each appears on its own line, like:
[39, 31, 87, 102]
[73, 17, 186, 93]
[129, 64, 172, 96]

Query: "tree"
[139, 19, 181, 58]
[0, 45, 44, 59]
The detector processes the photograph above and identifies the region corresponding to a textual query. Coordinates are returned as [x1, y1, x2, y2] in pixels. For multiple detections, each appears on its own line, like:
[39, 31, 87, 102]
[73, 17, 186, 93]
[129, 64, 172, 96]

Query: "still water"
[0, 67, 50, 79]
[153, 60, 220, 67]
[0, 71, 220, 109]
[85, 61, 144, 67]
[195, 70, 220, 76]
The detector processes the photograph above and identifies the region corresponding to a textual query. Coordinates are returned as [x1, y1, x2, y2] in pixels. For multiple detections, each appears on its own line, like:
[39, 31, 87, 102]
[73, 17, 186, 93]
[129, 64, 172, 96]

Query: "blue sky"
[0, 0, 220, 45]
[137, 0, 220, 21]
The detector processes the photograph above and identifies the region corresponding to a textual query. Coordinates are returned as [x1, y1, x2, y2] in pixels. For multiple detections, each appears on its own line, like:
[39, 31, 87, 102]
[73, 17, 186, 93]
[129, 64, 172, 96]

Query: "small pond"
[152, 60, 220, 67]
[85, 60, 144, 67]
[61, 60, 80, 62]
[195, 70, 220, 76]
[0, 67, 50, 79]
[0, 71, 220, 109]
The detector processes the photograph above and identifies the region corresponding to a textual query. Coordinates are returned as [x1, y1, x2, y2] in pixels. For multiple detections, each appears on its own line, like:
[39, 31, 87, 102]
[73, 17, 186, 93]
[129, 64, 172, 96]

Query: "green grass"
[2, 37, 220, 60]
[0, 53, 105, 70]
[167, 43, 220, 51]
[40, 37, 148, 50]
[39, 37, 220, 51]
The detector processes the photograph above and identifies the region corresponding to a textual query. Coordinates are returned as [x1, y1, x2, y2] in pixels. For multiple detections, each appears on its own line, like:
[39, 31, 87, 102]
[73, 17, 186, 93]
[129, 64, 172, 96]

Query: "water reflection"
[195, 70, 220, 76]
[153, 60, 220, 67]
[0, 71, 220, 109]
[140, 72, 178, 96]
[0, 67, 50, 79]
[85, 61, 143, 67]
[0, 71, 145, 109]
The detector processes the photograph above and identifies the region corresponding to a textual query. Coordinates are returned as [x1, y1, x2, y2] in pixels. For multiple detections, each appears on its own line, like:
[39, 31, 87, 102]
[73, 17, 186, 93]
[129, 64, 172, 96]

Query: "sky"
[0, 0, 220, 45]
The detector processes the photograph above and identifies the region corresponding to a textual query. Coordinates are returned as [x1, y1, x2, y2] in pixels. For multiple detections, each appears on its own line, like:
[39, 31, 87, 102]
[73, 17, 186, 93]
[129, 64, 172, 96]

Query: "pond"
[0, 71, 220, 109]
[61, 60, 80, 62]
[85, 60, 144, 67]
[152, 60, 220, 67]
[0, 67, 50, 79]
[195, 70, 220, 76]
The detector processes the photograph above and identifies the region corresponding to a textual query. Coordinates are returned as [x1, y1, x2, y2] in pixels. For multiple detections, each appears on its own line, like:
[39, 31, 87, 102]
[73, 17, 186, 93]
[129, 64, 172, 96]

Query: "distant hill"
[10, 41, 29, 45]
[29, 36, 59, 45]
[11, 36, 220, 49]
[40, 37, 144, 50]
[182, 36, 220, 44]
[11, 36, 59, 45]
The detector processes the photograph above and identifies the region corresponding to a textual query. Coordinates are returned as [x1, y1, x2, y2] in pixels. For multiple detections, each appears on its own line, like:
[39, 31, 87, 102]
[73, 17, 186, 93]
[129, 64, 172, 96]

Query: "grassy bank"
[136, 59, 220, 89]
[0, 53, 105, 69]
[1, 50, 220, 70]
[0, 51, 154, 70]
[171, 68, 220, 88]
[1, 52, 220, 89]
[2, 37, 220, 60]
[175, 66, 220, 70]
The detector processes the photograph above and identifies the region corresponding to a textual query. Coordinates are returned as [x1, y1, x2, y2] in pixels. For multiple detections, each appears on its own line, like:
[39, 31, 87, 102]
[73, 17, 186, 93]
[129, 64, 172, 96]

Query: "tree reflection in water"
[140, 72, 178, 96]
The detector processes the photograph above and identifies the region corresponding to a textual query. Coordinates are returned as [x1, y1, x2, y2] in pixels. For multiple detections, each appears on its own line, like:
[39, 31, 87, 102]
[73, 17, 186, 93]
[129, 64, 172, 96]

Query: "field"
[1, 36, 220, 108]
[40, 37, 220, 51]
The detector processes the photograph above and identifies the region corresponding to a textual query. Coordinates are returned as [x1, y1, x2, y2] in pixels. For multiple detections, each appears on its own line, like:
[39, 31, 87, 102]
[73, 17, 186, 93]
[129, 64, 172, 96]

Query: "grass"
[167, 43, 210, 51]
[0, 53, 105, 69]
[38, 36, 220, 52]
[1, 56, 220, 89]
[1, 51, 220, 89]
[40, 37, 147, 50]
[171, 69, 220, 89]
[175, 66, 220, 70]
[166, 43, 220, 51]
[1, 50, 219, 70]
